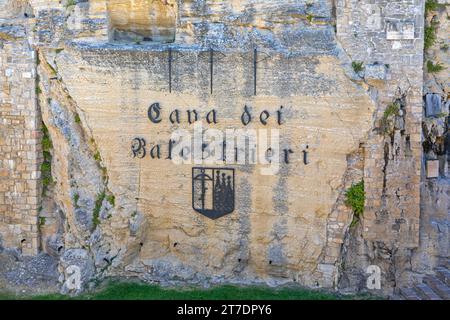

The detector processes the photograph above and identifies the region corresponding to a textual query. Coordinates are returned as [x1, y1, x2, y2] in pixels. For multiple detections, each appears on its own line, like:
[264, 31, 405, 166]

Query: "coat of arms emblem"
[192, 167, 235, 219]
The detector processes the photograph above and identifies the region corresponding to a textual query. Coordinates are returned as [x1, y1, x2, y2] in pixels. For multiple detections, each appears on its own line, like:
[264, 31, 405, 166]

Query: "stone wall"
[0, 18, 40, 255]
[413, 0, 449, 277]
[335, 0, 425, 291]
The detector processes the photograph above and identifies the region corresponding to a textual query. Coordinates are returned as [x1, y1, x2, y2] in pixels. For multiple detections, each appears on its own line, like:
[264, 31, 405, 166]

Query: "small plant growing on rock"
[380, 102, 400, 134]
[41, 123, 53, 195]
[133, 36, 142, 45]
[39, 217, 46, 227]
[74, 113, 81, 124]
[35, 74, 41, 95]
[92, 191, 105, 229]
[345, 180, 365, 227]
[425, 0, 444, 14]
[424, 25, 437, 50]
[351, 61, 364, 73]
[65, 0, 77, 9]
[107, 194, 115, 207]
[427, 60, 446, 73]
[94, 151, 102, 162]
[72, 193, 80, 209]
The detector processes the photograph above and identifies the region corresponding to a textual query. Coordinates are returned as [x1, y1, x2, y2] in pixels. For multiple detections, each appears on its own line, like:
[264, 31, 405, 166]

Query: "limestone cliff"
[0, 0, 446, 298]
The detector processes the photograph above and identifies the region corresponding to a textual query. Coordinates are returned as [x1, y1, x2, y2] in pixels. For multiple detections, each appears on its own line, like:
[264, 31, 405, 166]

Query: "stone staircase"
[392, 259, 450, 300]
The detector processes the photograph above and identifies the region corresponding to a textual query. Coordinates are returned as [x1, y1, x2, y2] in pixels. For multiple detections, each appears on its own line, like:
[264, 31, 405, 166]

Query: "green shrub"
[351, 61, 364, 73]
[345, 181, 365, 226]
[427, 60, 446, 73]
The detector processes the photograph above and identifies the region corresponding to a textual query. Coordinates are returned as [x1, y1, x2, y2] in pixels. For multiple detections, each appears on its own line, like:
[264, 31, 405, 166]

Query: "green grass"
[0, 282, 379, 300]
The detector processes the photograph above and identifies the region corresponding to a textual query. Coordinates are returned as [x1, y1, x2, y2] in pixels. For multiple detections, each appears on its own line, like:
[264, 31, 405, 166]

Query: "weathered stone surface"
[0, 0, 445, 298]
[0, 248, 59, 294]
[427, 160, 440, 179]
[425, 94, 444, 117]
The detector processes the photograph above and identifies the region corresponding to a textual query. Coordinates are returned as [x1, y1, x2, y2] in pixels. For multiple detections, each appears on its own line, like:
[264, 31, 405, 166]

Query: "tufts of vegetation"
[351, 61, 364, 73]
[38, 217, 46, 227]
[92, 191, 106, 229]
[73, 193, 80, 209]
[35, 74, 41, 95]
[306, 14, 314, 23]
[383, 102, 400, 119]
[90, 137, 108, 181]
[0, 281, 380, 300]
[424, 25, 437, 50]
[425, 0, 444, 15]
[345, 181, 365, 227]
[41, 123, 53, 195]
[426, 60, 446, 73]
[93, 151, 102, 163]
[133, 36, 142, 45]
[441, 43, 449, 51]
[106, 194, 115, 207]
[74, 113, 81, 124]
[65, 0, 77, 9]
[380, 102, 400, 133]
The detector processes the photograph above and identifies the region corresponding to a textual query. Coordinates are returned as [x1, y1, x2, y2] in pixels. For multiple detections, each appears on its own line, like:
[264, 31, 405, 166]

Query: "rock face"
[0, 0, 446, 297]
[107, 0, 177, 42]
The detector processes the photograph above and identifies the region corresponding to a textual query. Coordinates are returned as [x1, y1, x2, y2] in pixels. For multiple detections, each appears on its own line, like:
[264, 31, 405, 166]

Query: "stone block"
[425, 93, 444, 117]
[386, 21, 415, 40]
[426, 160, 439, 179]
